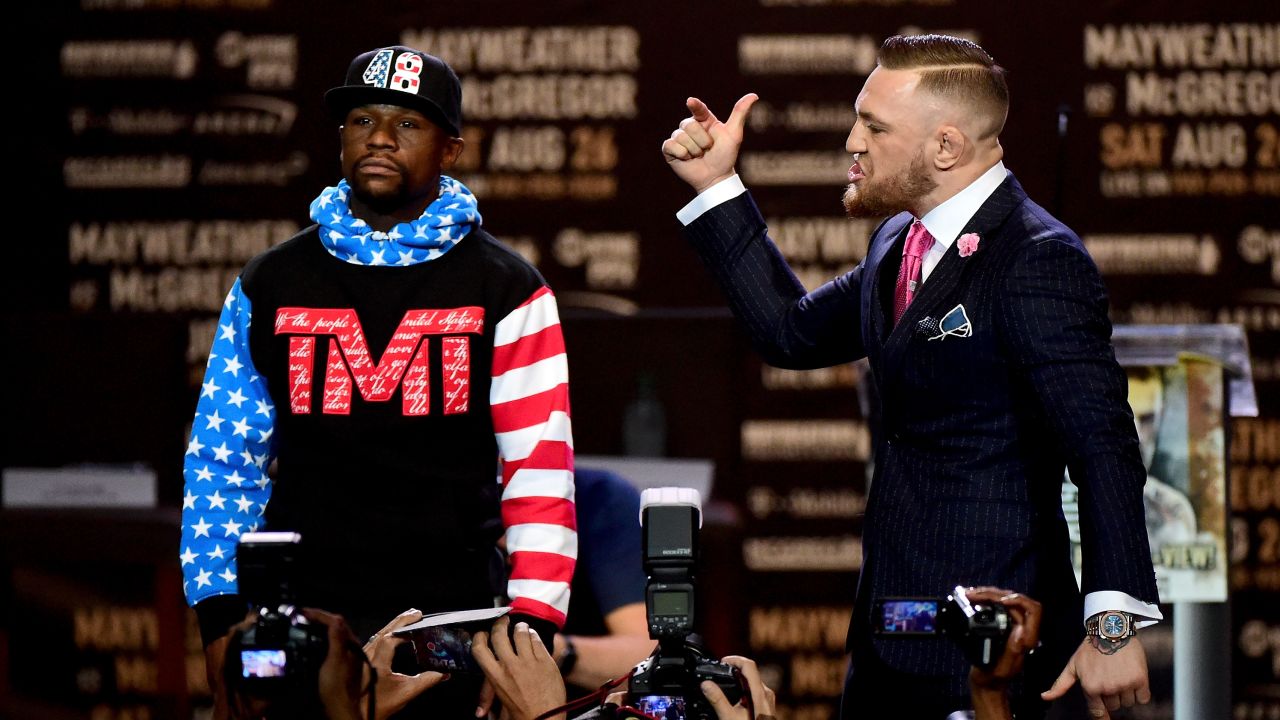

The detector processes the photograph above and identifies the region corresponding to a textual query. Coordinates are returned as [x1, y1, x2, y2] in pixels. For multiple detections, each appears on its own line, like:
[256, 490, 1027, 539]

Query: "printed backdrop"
[7, 1, 1279, 718]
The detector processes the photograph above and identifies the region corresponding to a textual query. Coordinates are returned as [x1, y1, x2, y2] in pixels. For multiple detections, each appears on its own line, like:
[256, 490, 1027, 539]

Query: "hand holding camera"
[362, 609, 449, 720]
[962, 587, 1042, 690]
[471, 615, 567, 720]
[963, 587, 1042, 720]
[698, 656, 775, 720]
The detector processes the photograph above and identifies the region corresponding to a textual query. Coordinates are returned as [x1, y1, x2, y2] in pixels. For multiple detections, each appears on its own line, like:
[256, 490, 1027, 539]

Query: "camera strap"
[533, 669, 635, 720]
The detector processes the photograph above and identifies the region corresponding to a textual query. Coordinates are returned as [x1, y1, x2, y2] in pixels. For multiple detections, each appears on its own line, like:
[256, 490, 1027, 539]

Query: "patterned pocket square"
[928, 304, 973, 341]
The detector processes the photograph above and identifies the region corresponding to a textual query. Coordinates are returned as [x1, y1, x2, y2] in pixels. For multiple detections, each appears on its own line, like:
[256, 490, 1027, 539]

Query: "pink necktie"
[893, 220, 935, 325]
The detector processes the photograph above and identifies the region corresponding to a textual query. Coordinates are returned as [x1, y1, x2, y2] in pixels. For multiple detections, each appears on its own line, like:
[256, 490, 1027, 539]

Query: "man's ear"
[934, 125, 965, 170]
[440, 136, 465, 171]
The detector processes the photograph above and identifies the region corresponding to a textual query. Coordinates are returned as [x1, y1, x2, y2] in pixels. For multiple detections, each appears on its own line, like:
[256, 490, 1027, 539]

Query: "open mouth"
[848, 161, 866, 183]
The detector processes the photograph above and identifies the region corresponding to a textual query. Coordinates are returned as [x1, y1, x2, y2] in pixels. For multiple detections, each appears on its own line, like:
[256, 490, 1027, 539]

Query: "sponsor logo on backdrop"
[197, 152, 308, 186]
[1084, 233, 1220, 274]
[748, 102, 854, 133]
[743, 536, 861, 571]
[64, 155, 191, 188]
[61, 40, 197, 78]
[552, 229, 638, 290]
[740, 152, 852, 186]
[69, 107, 186, 136]
[1120, 297, 1280, 332]
[1238, 620, 1280, 677]
[216, 32, 296, 89]
[1238, 225, 1280, 283]
[741, 420, 869, 461]
[747, 486, 866, 519]
[738, 35, 878, 75]
[69, 96, 296, 137]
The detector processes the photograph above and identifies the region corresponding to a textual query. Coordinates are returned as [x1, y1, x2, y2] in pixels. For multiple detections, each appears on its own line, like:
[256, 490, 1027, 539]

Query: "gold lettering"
[789, 653, 846, 696]
[114, 655, 158, 693]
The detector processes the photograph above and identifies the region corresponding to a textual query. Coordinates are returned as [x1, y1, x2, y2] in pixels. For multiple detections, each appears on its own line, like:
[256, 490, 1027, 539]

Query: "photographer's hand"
[362, 609, 448, 720]
[700, 656, 776, 720]
[964, 588, 1042, 720]
[472, 615, 567, 720]
[301, 608, 365, 720]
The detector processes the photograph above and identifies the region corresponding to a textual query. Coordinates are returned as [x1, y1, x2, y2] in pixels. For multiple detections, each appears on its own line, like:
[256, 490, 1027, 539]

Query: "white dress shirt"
[677, 167, 1163, 627]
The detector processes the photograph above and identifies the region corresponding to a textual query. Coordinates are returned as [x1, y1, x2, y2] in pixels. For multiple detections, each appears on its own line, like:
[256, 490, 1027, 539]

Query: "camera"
[225, 532, 329, 699]
[627, 488, 745, 720]
[871, 585, 1012, 669]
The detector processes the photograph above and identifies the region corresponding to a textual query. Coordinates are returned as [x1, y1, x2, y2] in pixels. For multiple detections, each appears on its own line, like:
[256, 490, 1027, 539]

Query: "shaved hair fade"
[878, 34, 1009, 139]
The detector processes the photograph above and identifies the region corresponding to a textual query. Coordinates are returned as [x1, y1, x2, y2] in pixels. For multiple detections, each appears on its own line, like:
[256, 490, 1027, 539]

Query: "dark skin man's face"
[339, 104, 464, 225]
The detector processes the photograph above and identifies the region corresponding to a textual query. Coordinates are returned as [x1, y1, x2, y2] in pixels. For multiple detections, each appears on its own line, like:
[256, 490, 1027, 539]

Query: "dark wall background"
[5, 1, 1279, 718]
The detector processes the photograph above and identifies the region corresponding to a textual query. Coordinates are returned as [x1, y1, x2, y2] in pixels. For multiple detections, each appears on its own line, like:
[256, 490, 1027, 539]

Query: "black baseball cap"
[325, 46, 462, 136]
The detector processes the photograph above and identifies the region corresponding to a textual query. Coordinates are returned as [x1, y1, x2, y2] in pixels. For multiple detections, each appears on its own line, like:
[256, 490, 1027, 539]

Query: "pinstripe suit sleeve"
[682, 191, 866, 369]
[996, 236, 1159, 605]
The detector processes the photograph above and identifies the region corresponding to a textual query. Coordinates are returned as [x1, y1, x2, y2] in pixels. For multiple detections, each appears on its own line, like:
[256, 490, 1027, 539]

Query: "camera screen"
[879, 600, 938, 633]
[652, 590, 690, 615]
[634, 695, 686, 719]
[241, 649, 288, 678]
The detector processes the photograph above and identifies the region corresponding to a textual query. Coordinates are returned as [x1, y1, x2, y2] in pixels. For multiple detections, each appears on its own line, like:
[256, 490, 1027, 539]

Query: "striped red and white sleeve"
[490, 285, 576, 628]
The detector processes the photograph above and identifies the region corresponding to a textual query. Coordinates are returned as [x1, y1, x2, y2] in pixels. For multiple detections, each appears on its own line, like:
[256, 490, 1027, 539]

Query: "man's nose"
[845, 125, 866, 154]
[366, 120, 397, 148]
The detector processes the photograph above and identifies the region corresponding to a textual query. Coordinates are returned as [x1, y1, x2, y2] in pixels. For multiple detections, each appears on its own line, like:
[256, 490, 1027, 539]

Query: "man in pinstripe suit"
[662, 35, 1160, 719]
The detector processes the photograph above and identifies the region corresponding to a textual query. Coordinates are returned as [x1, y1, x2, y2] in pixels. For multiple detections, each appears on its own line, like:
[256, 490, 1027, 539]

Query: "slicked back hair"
[877, 34, 1009, 140]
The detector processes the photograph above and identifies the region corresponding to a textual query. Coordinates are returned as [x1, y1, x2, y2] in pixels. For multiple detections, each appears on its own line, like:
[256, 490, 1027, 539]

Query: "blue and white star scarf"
[309, 175, 481, 266]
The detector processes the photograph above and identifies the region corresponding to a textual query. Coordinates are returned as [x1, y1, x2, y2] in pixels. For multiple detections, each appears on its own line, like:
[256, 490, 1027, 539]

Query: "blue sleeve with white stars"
[180, 277, 277, 607]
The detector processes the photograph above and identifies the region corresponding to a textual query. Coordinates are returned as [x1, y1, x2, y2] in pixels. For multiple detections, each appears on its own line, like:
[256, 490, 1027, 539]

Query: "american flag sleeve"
[490, 285, 576, 627]
[180, 278, 278, 606]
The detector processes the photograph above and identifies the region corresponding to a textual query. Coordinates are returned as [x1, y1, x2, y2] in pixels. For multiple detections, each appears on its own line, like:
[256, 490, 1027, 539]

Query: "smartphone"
[391, 606, 511, 674]
[872, 597, 939, 635]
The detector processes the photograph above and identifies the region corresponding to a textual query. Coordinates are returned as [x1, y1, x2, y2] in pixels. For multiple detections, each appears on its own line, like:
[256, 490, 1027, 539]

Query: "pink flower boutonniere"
[957, 233, 981, 258]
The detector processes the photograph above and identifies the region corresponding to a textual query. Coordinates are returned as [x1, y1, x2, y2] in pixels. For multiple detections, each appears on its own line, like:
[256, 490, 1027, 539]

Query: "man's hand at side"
[661, 94, 759, 194]
[1042, 634, 1151, 719]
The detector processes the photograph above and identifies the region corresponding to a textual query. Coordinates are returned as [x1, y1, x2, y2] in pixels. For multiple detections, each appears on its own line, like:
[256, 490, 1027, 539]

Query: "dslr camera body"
[627, 488, 744, 720]
[872, 585, 1012, 669]
[225, 532, 329, 701]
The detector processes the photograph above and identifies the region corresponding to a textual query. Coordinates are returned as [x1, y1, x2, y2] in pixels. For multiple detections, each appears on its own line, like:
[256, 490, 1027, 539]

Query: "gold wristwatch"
[1085, 610, 1136, 650]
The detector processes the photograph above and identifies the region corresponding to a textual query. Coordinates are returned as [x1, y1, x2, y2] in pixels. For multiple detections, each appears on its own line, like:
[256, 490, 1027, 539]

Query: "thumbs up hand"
[661, 93, 759, 193]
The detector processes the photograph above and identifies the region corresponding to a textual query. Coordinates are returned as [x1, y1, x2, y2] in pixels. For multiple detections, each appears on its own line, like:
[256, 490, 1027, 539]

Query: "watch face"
[1101, 613, 1128, 639]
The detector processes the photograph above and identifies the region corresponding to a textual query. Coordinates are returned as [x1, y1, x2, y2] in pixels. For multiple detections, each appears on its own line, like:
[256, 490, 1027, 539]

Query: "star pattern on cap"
[181, 278, 277, 606]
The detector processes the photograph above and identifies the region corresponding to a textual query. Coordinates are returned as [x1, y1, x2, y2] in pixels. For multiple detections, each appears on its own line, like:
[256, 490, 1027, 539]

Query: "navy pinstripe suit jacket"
[683, 171, 1159, 686]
